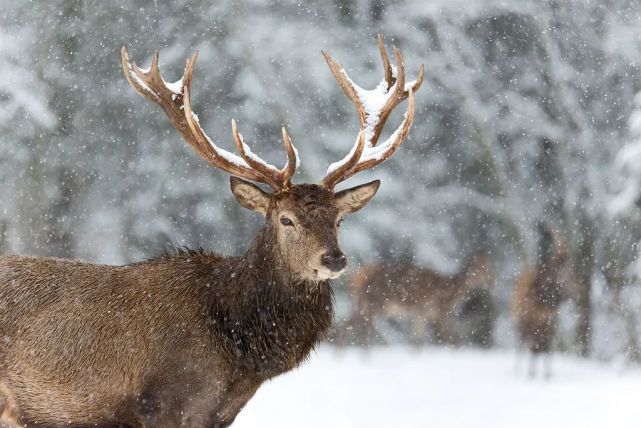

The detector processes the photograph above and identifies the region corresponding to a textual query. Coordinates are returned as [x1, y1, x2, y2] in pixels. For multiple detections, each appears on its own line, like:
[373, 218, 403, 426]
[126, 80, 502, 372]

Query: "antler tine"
[321, 36, 423, 188]
[322, 130, 367, 188]
[182, 51, 198, 99]
[230, 119, 299, 189]
[231, 119, 283, 189]
[321, 50, 366, 127]
[121, 47, 159, 103]
[377, 34, 393, 90]
[280, 126, 299, 188]
[122, 47, 297, 190]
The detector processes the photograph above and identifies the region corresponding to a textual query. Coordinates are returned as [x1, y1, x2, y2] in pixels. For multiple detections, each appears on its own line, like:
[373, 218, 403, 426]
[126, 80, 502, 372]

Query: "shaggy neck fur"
[201, 225, 334, 379]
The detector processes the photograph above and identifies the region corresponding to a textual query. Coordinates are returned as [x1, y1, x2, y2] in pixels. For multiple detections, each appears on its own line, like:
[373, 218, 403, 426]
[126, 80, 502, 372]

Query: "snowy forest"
[2, 0, 641, 426]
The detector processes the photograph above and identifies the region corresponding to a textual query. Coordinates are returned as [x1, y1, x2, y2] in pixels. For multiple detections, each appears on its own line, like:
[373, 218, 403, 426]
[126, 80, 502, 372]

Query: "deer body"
[511, 227, 576, 377]
[0, 233, 332, 427]
[347, 253, 494, 346]
[512, 265, 562, 355]
[0, 36, 423, 426]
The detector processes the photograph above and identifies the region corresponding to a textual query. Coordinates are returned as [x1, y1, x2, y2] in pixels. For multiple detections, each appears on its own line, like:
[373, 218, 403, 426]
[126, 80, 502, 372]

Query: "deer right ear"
[230, 177, 270, 215]
[335, 180, 380, 215]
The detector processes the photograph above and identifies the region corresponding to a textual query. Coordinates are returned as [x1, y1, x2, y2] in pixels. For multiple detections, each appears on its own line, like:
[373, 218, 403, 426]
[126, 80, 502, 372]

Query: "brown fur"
[345, 252, 494, 346]
[512, 268, 559, 355]
[511, 229, 577, 358]
[0, 180, 380, 428]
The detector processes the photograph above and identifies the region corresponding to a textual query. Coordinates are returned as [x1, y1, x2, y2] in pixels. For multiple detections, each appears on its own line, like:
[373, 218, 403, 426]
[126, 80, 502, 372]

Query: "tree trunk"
[574, 216, 595, 357]
[613, 286, 641, 362]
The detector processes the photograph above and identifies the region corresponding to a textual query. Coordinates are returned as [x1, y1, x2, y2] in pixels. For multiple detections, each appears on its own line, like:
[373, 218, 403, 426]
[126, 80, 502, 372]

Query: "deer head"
[121, 35, 423, 281]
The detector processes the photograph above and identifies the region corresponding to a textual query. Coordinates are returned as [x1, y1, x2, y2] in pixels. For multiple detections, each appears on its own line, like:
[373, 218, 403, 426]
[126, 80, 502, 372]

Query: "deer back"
[348, 253, 493, 322]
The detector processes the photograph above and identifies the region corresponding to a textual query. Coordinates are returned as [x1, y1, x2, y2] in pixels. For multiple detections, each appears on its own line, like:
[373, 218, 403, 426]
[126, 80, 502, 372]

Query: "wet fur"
[0, 221, 333, 427]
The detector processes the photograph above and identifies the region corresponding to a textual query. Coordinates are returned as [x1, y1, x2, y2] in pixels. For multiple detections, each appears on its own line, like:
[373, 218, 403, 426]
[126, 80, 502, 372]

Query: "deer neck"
[242, 226, 296, 284]
[208, 226, 334, 379]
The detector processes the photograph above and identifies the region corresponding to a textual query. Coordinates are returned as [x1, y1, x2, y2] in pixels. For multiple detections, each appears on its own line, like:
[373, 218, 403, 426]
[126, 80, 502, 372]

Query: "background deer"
[0, 36, 423, 427]
[344, 250, 495, 347]
[511, 224, 578, 377]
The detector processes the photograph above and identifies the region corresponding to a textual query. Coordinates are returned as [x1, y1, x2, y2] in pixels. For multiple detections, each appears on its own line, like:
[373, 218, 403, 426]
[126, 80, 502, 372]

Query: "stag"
[511, 225, 576, 378]
[0, 36, 423, 427]
[345, 251, 494, 347]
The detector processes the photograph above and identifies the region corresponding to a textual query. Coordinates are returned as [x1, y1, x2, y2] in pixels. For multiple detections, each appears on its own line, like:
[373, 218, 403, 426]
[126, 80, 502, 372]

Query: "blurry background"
[2, 1, 641, 424]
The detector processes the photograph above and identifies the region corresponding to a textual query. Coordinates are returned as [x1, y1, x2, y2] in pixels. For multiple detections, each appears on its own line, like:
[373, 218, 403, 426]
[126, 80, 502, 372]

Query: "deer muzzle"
[321, 249, 347, 273]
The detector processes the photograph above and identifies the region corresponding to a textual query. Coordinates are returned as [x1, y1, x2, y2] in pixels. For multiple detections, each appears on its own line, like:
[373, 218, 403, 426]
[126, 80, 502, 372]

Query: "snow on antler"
[321, 35, 423, 188]
[122, 38, 417, 191]
[121, 47, 299, 190]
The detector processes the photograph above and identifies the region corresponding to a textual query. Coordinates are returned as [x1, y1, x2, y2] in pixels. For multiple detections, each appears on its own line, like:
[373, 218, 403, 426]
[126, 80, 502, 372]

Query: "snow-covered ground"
[234, 346, 641, 428]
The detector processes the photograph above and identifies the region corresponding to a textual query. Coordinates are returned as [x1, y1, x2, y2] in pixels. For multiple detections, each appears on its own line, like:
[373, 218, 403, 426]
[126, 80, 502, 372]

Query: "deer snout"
[321, 250, 347, 272]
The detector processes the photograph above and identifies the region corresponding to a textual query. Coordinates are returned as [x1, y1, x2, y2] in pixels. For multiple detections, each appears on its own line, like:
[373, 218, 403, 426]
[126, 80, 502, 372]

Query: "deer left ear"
[335, 180, 380, 215]
[230, 176, 270, 215]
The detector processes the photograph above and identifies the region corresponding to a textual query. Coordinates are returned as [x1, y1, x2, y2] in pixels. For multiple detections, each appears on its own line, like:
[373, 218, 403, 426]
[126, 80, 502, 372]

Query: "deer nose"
[321, 250, 347, 272]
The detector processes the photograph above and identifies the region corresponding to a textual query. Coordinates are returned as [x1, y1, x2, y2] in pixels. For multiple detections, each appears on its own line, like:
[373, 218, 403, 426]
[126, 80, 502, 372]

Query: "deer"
[345, 251, 494, 347]
[0, 36, 423, 427]
[511, 225, 577, 378]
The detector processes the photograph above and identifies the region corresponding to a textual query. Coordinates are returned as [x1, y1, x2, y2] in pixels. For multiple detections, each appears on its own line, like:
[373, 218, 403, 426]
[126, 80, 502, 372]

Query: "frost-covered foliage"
[1, 0, 641, 359]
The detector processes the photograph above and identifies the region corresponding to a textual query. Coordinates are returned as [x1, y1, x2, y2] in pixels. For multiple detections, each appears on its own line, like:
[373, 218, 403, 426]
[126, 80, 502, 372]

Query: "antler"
[321, 34, 424, 188]
[121, 47, 299, 190]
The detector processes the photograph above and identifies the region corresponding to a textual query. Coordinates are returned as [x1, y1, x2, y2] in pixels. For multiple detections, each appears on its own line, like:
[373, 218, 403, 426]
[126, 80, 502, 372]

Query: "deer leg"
[0, 385, 21, 428]
[514, 344, 525, 376]
[137, 375, 259, 428]
[543, 353, 552, 380]
[356, 311, 377, 347]
[410, 317, 427, 347]
[132, 391, 183, 428]
[434, 320, 455, 346]
[202, 378, 259, 428]
[343, 312, 367, 347]
[527, 351, 537, 379]
[0, 411, 21, 428]
[0, 418, 14, 428]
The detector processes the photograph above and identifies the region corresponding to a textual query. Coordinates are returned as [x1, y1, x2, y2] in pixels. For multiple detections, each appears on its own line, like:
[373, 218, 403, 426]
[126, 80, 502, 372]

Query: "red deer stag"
[0, 36, 423, 427]
[512, 225, 576, 377]
[346, 251, 494, 347]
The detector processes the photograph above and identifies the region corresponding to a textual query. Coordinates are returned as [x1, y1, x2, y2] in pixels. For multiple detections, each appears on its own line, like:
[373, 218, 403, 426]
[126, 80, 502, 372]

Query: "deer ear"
[230, 176, 270, 215]
[335, 180, 380, 215]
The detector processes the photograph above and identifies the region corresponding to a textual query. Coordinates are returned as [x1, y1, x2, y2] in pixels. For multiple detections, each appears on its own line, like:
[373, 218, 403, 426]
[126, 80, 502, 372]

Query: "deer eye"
[280, 216, 294, 226]
[337, 218, 344, 227]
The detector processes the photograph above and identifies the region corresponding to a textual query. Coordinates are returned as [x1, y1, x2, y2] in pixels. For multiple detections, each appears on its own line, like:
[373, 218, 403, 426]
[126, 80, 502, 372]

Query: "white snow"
[128, 70, 157, 99]
[234, 346, 641, 428]
[357, 112, 408, 163]
[121, 50, 156, 100]
[292, 144, 301, 169]
[184, 112, 250, 168]
[165, 77, 183, 95]
[404, 78, 419, 92]
[203, 130, 250, 168]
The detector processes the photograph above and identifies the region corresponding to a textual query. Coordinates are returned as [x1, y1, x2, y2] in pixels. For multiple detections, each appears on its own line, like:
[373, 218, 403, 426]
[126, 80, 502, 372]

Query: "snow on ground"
[234, 346, 641, 428]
